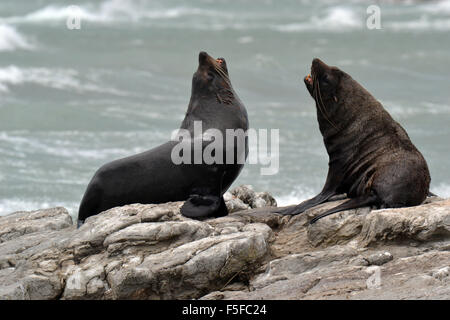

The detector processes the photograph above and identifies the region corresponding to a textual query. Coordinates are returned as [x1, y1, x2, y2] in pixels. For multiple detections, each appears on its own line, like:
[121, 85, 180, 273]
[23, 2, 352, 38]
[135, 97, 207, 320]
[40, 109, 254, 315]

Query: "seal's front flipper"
[181, 194, 227, 218]
[428, 191, 437, 197]
[276, 191, 337, 216]
[309, 194, 378, 224]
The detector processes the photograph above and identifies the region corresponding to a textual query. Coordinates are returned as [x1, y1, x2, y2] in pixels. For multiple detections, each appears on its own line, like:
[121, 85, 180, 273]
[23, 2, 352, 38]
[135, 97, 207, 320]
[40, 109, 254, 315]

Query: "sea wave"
[1, 0, 232, 24]
[0, 130, 167, 161]
[386, 16, 450, 31]
[0, 198, 77, 217]
[434, 183, 450, 198]
[275, 186, 317, 207]
[423, 0, 450, 14]
[0, 24, 33, 52]
[273, 7, 363, 32]
[0, 65, 128, 95]
[3, 0, 449, 33]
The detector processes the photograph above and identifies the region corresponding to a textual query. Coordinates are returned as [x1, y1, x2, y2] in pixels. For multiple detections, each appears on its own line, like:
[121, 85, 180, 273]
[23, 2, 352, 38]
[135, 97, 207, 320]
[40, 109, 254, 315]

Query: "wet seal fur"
[278, 58, 431, 224]
[77, 52, 248, 227]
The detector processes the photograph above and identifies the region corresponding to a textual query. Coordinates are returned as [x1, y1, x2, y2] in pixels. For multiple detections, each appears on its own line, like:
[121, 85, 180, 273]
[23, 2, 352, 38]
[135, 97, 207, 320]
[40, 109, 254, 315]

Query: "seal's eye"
[321, 74, 330, 85]
[207, 71, 214, 81]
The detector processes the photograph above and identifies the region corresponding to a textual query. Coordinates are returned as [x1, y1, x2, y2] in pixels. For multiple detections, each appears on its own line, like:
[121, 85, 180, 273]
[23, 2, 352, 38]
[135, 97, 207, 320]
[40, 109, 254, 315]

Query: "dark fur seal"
[77, 52, 248, 226]
[278, 58, 431, 224]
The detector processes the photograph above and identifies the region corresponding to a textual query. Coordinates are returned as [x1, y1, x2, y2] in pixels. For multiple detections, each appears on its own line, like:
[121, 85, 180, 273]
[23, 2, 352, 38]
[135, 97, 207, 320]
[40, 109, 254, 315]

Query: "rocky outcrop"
[0, 202, 272, 300]
[224, 185, 277, 213]
[0, 189, 449, 300]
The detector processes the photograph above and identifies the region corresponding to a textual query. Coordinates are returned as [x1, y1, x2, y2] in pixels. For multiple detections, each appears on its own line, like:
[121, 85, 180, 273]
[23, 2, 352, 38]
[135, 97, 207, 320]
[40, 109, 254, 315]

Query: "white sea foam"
[0, 199, 77, 217]
[237, 36, 254, 44]
[382, 101, 450, 118]
[1, 0, 230, 25]
[0, 65, 127, 95]
[434, 183, 450, 198]
[423, 0, 450, 14]
[386, 16, 450, 31]
[275, 186, 317, 207]
[0, 24, 33, 51]
[274, 7, 363, 32]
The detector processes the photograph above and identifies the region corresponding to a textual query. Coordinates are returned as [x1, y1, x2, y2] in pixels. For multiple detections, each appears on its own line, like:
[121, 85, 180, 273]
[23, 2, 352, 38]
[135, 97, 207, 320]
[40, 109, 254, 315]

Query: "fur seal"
[77, 51, 248, 226]
[278, 58, 431, 224]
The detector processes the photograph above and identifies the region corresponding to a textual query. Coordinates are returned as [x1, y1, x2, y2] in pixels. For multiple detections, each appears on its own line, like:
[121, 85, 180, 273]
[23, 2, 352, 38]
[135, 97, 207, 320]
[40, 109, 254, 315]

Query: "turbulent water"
[1, 0, 449, 219]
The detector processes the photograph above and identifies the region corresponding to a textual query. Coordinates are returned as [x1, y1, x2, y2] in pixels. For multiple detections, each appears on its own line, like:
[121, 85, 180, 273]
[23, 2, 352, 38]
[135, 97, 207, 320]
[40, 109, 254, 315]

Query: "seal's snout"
[311, 58, 327, 77]
[312, 58, 323, 65]
[199, 51, 209, 65]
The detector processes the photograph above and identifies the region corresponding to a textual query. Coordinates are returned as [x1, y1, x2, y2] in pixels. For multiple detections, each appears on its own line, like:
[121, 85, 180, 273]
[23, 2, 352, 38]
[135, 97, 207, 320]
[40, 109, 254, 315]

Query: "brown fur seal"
[77, 52, 248, 226]
[278, 58, 431, 224]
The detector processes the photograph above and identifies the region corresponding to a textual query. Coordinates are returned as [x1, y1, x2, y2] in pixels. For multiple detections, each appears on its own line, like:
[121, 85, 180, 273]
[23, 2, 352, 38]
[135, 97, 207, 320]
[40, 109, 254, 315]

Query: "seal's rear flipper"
[309, 194, 378, 224]
[276, 190, 337, 216]
[181, 194, 228, 218]
[428, 191, 437, 197]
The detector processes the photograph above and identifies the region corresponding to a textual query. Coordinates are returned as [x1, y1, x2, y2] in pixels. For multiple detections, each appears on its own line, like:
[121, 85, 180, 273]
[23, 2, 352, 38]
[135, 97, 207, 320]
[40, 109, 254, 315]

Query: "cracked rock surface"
[0, 194, 449, 300]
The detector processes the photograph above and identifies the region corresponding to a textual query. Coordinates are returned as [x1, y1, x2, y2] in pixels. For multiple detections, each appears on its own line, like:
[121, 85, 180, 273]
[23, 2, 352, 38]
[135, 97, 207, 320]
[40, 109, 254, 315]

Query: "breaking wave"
[0, 24, 33, 52]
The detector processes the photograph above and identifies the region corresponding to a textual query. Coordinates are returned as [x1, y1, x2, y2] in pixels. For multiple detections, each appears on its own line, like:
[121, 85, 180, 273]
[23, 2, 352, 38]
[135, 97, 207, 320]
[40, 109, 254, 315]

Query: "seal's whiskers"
[314, 78, 338, 131]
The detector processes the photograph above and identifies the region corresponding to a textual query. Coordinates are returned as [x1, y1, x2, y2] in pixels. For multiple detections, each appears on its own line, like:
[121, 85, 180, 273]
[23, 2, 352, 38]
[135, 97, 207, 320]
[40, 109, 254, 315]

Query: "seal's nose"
[311, 58, 326, 75]
[312, 58, 324, 68]
[304, 74, 313, 85]
[199, 51, 209, 65]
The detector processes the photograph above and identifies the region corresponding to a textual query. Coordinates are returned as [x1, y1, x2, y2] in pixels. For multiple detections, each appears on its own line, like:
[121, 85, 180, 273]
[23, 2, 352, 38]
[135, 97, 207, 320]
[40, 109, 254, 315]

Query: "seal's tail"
[310, 194, 378, 224]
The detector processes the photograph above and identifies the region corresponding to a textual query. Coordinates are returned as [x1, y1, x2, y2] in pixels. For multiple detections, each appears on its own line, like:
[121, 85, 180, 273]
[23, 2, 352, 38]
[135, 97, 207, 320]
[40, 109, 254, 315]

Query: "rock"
[251, 245, 358, 289]
[304, 198, 450, 248]
[231, 185, 256, 205]
[0, 207, 74, 300]
[225, 197, 250, 213]
[432, 266, 449, 281]
[0, 207, 72, 243]
[253, 192, 277, 208]
[0, 196, 449, 300]
[226, 185, 277, 212]
[365, 251, 393, 266]
[0, 202, 272, 300]
[306, 202, 370, 247]
[358, 199, 450, 246]
[202, 250, 450, 300]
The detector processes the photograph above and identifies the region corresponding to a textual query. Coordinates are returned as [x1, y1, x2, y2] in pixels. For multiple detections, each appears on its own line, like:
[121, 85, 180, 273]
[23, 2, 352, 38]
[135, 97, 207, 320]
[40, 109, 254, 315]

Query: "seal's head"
[305, 58, 346, 104]
[193, 51, 231, 95]
[304, 58, 364, 133]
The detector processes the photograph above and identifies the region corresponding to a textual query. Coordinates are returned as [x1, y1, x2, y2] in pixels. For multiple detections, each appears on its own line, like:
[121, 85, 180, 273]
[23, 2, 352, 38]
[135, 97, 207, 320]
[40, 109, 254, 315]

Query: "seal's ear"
[332, 68, 345, 79]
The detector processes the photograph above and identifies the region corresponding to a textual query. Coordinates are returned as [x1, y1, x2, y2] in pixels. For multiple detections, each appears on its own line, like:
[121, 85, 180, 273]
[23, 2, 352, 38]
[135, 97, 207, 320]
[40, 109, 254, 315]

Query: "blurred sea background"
[0, 0, 449, 219]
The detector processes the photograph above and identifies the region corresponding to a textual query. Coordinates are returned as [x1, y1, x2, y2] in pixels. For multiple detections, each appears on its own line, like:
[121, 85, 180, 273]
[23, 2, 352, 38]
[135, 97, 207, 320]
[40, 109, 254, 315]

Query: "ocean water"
[0, 0, 449, 219]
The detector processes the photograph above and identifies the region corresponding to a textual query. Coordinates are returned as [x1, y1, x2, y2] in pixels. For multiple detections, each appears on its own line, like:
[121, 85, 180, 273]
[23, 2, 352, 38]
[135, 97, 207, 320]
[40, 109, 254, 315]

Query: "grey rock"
[365, 251, 393, 266]
[432, 266, 449, 281]
[225, 198, 250, 213]
[1, 196, 449, 300]
[227, 185, 277, 211]
[0, 207, 72, 243]
[358, 199, 450, 246]
[0, 202, 271, 300]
